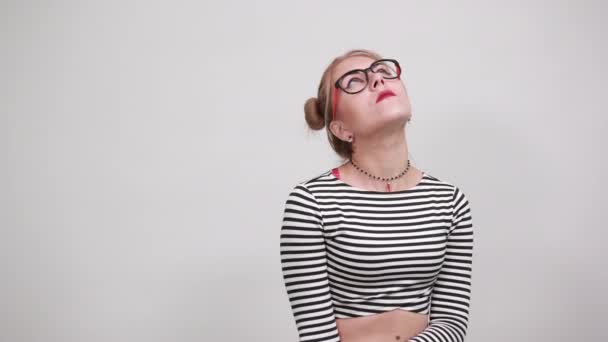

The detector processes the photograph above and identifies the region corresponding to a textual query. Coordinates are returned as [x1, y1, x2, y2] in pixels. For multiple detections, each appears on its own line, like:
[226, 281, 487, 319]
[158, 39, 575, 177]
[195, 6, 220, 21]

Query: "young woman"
[279, 49, 474, 342]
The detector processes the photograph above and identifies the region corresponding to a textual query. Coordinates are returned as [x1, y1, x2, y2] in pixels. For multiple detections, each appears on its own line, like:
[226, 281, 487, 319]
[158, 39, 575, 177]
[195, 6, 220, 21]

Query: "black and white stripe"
[280, 170, 474, 342]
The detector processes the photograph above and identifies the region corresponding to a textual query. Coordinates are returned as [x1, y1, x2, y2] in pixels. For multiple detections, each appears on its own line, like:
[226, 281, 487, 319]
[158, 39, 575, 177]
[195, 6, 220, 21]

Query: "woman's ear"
[329, 120, 353, 143]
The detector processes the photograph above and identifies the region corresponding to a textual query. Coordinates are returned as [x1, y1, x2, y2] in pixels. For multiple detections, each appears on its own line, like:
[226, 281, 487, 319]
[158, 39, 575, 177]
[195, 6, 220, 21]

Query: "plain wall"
[2, 0, 607, 341]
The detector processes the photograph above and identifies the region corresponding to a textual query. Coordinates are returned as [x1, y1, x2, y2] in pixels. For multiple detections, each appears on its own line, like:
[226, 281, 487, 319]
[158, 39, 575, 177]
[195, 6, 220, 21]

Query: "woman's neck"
[349, 129, 410, 178]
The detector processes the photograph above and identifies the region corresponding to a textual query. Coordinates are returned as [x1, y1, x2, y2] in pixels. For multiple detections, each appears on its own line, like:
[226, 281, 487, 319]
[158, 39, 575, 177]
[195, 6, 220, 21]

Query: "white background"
[2, 0, 607, 341]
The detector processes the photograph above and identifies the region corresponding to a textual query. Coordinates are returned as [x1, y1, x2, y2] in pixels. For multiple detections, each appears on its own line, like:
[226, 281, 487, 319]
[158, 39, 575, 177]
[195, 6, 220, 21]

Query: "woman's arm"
[280, 184, 341, 342]
[409, 186, 474, 342]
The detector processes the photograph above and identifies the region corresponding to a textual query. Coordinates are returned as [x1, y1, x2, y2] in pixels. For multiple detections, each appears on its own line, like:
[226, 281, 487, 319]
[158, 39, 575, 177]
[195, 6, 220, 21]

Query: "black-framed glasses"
[334, 59, 401, 95]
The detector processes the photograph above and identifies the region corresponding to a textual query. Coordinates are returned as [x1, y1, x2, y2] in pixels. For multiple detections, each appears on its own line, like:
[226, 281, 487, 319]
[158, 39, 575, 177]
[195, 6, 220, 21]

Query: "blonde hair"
[304, 49, 383, 161]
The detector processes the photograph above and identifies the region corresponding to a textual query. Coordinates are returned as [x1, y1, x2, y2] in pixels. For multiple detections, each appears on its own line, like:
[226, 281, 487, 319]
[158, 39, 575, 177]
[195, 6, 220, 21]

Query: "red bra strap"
[331, 167, 341, 179]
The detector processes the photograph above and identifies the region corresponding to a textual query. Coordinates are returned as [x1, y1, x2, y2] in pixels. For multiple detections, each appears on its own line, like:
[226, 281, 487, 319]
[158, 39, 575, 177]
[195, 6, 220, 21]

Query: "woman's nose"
[369, 73, 385, 89]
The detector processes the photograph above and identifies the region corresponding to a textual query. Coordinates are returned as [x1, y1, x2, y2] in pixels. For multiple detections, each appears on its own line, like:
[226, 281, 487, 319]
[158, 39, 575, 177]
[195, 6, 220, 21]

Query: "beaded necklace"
[349, 159, 411, 192]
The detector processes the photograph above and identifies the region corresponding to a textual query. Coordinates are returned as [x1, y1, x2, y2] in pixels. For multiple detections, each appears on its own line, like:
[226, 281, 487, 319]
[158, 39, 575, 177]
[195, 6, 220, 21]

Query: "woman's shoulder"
[290, 169, 335, 190]
[422, 171, 472, 203]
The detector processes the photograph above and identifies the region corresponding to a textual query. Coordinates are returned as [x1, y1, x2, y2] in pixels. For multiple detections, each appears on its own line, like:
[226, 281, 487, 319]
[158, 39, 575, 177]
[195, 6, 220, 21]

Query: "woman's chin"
[378, 108, 411, 123]
[364, 113, 410, 134]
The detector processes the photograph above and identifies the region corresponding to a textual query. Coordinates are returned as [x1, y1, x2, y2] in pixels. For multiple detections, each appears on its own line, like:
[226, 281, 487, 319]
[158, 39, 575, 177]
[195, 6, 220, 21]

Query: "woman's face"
[330, 55, 412, 140]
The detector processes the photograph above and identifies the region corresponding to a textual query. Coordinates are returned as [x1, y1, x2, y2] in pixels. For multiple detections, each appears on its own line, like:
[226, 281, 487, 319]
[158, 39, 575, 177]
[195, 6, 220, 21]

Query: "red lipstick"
[376, 90, 396, 103]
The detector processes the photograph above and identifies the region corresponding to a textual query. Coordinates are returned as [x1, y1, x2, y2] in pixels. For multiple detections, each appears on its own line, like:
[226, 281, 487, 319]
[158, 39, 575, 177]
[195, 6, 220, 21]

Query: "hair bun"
[304, 97, 324, 130]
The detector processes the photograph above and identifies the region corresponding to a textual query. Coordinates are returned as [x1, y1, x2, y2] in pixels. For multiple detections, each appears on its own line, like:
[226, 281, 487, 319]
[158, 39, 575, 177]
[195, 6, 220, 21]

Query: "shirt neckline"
[329, 167, 428, 194]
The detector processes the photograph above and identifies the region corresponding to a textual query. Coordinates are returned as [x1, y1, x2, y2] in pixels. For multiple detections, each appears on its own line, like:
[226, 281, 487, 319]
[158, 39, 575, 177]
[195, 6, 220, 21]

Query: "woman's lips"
[376, 90, 396, 103]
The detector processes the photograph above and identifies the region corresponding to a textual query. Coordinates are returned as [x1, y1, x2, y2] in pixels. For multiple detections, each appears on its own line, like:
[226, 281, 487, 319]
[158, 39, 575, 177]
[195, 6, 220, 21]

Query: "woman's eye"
[347, 78, 364, 88]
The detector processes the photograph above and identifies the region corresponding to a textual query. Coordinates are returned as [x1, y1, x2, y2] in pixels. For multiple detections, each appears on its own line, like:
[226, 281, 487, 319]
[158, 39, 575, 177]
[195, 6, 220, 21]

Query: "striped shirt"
[279, 168, 474, 342]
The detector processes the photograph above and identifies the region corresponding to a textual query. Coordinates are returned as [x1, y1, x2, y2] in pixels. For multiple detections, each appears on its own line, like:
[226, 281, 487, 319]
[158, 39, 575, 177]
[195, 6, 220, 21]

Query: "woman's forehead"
[332, 56, 377, 80]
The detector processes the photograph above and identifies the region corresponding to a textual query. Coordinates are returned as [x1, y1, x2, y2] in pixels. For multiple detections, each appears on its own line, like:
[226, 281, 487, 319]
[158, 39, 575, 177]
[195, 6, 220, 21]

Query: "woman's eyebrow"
[344, 68, 363, 76]
[338, 70, 354, 79]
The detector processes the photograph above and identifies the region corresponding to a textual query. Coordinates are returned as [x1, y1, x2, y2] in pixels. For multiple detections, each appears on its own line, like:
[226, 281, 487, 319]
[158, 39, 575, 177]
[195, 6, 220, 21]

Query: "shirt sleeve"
[409, 186, 474, 342]
[279, 183, 342, 342]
